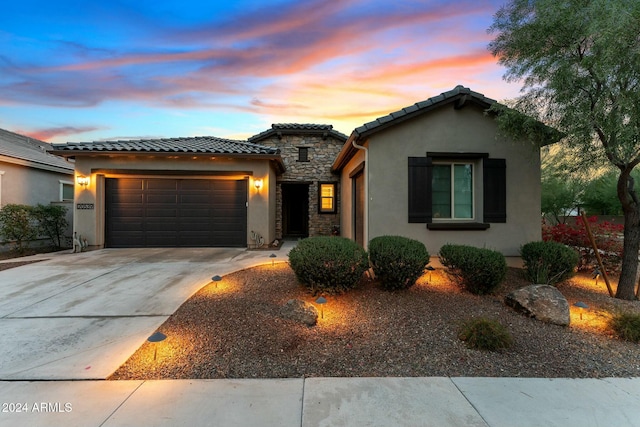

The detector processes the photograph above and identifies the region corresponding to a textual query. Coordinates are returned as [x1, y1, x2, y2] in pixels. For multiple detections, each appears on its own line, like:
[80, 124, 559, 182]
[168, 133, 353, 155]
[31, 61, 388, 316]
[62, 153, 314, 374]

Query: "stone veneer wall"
[259, 133, 344, 239]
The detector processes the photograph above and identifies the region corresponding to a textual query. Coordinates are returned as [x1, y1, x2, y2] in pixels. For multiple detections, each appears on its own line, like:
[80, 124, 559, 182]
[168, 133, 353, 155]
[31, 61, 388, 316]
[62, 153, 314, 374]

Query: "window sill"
[427, 222, 490, 230]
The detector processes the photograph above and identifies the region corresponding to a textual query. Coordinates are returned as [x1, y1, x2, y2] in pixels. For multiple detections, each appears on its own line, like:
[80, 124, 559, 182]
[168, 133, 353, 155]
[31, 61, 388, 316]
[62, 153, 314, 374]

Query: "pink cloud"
[21, 126, 102, 142]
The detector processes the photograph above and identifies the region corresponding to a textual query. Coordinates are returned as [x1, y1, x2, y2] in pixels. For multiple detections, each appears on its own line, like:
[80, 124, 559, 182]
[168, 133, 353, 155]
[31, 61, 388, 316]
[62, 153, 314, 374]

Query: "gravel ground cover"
[110, 263, 640, 380]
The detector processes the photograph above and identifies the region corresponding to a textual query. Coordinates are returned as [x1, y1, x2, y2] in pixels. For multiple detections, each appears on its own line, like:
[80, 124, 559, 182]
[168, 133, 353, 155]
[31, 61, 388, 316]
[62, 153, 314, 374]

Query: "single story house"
[0, 128, 75, 207]
[50, 86, 557, 255]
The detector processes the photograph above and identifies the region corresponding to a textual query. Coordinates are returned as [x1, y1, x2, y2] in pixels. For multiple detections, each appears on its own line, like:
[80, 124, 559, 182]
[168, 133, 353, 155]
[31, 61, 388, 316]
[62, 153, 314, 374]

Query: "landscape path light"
[147, 331, 167, 361]
[212, 275, 222, 289]
[573, 301, 589, 320]
[270, 253, 277, 266]
[426, 265, 436, 283]
[315, 296, 327, 319]
[592, 267, 601, 286]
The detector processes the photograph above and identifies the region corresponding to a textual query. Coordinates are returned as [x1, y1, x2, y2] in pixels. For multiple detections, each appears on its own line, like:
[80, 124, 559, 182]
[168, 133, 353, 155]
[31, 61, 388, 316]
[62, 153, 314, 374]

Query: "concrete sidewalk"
[0, 377, 639, 427]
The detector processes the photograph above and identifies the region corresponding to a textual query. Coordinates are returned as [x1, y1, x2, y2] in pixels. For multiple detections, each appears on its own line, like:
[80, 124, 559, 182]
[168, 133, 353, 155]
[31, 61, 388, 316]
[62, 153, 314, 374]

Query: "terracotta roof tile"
[51, 136, 280, 155]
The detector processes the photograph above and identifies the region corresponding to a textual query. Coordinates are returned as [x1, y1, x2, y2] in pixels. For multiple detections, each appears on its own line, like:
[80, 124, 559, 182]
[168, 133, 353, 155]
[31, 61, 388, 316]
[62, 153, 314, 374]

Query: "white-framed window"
[59, 180, 74, 201]
[432, 163, 473, 220]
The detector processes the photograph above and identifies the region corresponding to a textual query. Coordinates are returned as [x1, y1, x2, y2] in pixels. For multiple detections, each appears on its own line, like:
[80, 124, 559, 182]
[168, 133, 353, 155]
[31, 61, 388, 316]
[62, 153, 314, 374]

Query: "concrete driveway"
[0, 247, 286, 380]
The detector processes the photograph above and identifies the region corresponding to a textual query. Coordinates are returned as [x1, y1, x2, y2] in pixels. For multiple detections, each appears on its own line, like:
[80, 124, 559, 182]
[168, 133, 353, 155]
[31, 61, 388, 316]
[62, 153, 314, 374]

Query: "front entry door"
[282, 183, 309, 238]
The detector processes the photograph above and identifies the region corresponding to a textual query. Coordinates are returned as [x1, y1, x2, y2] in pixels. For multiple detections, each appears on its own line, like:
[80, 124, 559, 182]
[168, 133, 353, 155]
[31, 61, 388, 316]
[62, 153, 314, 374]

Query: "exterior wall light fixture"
[254, 178, 263, 191]
[77, 175, 90, 187]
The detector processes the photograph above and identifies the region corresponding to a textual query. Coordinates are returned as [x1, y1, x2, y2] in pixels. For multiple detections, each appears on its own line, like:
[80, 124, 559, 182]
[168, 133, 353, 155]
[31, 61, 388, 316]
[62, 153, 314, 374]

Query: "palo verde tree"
[489, 0, 640, 299]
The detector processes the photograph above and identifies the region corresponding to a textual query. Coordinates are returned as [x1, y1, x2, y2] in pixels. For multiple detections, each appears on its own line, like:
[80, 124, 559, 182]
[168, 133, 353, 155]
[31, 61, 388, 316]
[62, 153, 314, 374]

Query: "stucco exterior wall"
[0, 160, 73, 207]
[259, 134, 343, 238]
[72, 155, 276, 248]
[351, 104, 542, 256]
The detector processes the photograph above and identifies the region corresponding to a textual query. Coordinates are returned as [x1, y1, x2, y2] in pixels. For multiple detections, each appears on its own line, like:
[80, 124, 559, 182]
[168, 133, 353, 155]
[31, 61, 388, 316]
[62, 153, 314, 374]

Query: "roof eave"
[48, 149, 286, 173]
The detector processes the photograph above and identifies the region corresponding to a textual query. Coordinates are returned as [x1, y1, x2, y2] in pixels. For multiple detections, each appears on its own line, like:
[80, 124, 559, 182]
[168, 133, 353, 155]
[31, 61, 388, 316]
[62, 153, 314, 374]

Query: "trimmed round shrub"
[520, 241, 579, 285]
[610, 312, 640, 343]
[458, 317, 513, 351]
[369, 235, 430, 290]
[288, 236, 368, 294]
[439, 244, 507, 295]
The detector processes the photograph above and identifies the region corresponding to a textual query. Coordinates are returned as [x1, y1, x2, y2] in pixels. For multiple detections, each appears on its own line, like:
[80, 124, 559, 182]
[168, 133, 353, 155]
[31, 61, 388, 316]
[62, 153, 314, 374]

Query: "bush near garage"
[288, 236, 368, 295]
[0, 204, 38, 253]
[520, 240, 579, 285]
[438, 244, 507, 295]
[368, 235, 430, 290]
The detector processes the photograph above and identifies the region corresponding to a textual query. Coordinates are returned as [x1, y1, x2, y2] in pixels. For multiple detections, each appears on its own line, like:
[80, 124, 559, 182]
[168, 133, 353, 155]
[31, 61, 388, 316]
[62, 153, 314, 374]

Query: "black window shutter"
[483, 158, 506, 223]
[408, 157, 432, 223]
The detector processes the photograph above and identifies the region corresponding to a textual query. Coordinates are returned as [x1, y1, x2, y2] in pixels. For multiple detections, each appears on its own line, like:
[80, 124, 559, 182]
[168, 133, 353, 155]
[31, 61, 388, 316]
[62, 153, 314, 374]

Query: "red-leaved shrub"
[542, 216, 623, 273]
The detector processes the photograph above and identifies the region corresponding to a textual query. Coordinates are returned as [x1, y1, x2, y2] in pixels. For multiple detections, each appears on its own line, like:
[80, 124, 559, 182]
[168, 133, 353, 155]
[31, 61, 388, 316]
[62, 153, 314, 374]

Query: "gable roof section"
[0, 128, 74, 174]
[331, 85, 560, 172]
[249, 123, 348, 143]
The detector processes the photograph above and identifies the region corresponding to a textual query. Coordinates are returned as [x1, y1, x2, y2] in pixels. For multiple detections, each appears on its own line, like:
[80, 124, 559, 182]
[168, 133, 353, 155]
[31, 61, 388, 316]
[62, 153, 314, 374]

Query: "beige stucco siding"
[72, 155, 275, 248]
[363, 104, 542, 256]
[0, 160, 73, 206]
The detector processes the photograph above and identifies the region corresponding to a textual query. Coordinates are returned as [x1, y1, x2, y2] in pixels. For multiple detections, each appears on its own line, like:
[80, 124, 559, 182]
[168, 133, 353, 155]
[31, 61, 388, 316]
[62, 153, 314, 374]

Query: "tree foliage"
[489, 0, 640, 299]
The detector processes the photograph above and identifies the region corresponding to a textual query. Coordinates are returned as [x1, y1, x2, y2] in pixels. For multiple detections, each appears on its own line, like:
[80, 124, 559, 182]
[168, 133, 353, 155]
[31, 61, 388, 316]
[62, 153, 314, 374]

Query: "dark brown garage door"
[105, 178, 247, 247]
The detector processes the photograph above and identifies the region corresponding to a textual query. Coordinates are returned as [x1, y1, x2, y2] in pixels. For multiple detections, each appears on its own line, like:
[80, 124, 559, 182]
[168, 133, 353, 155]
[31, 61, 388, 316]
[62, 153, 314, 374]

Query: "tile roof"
[248, 123, 348, 142]
[51, 136, 280, 156]
[354, 85, 496, 136]
[0, 128, 74, 173]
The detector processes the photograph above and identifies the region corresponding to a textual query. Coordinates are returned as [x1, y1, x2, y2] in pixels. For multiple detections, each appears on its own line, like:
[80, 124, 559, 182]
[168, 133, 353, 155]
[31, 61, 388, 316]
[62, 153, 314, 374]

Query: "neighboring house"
[50, 86, 556, 254]
[331, 85, 559, 256]
[0, 128, 74, 207]
[249, 124, 346, 239]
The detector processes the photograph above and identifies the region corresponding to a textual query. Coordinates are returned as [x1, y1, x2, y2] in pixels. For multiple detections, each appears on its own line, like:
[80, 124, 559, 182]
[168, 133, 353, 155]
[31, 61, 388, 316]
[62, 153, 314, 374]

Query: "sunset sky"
[0, 0, 523, 143]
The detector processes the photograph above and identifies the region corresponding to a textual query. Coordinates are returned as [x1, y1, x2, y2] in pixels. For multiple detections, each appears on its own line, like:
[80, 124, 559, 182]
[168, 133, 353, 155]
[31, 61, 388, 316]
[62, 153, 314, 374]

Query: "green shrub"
[520, 241, 579, 285]
[288, 236, 368, 294]
[610, 312, 640, 343]
[369, 235, 430, 290]
[0, 204, 38, 252]
[439, 244, 507, 295]
[458, 318, 513, 351]
[32, 204, 69, 249]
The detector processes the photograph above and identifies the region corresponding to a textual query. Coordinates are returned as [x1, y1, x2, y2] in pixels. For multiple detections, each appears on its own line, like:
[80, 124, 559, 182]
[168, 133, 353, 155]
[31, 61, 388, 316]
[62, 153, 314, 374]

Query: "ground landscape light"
[212, 275, 222, 288]
[147, 331, 167, 361]
[270, 253, 276, 266]
[426, 265, 436, 283]
[573, 301, 589, 320]
[315, 296, 327, 319]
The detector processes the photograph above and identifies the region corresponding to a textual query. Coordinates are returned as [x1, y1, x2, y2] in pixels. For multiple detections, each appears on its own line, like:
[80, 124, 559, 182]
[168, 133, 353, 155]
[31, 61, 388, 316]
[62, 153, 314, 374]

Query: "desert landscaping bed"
[110, 263, 640, 380]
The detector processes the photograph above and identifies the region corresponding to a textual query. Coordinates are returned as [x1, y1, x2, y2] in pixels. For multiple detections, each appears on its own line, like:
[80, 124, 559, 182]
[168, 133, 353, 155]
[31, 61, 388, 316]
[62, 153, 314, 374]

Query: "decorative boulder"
[280, 299, 318, 326]
[505, 285, 570, 326]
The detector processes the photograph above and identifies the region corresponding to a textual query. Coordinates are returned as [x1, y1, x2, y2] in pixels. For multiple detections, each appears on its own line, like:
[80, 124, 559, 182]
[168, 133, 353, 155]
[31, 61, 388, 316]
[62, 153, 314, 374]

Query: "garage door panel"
[147, 179, 178, 191]
[109, 193, 144, 204]
[180, 194, 212, 203]
[179, 180, 212, 190]
[106, 178, 246, 247]
[110, 179, 144, 190]
[147, 194, 178, 204]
